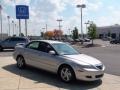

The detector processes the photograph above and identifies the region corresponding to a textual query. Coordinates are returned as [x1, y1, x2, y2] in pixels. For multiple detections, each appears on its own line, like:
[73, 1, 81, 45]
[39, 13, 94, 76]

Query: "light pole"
[46, 24, 47, 32]
[0, 4, 2, 40]
[77, 4, 86, 39]
[57, 19, 63, 40]
[7, 16, 10, 36]
[12, 21, 14, 36]
[84, 21, 90, 38]
[25, 19, 27, 37]
[57, 19, 63, 31]
[42, 28, 45, 39]
[15, 23, 17, 36]
[68, 29, 71, 37]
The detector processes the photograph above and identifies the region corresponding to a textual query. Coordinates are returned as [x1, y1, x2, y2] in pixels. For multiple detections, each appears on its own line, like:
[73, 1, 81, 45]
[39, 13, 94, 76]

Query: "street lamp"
[68, 29, 71, 37]
[76, 4, 86, 39]
[12, 20, 14, 36]
[84, 20, 90, 37]
[57, 19, 63, 40]
[57, 19, 63, 31]
[7, 16, 10, 36]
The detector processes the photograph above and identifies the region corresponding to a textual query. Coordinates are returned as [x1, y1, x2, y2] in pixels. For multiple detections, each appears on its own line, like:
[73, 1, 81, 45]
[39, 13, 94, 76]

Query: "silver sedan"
[13, 40, 105, 82]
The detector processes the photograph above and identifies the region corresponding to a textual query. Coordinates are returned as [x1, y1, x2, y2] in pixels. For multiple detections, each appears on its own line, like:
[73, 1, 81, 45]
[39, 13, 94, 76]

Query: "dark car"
[0, 37, 29, 51]
[110, 39, 120, 44]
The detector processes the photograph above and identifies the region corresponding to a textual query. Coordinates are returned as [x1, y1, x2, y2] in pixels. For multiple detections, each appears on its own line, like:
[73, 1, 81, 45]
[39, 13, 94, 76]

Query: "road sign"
[16, 5, 29, 19]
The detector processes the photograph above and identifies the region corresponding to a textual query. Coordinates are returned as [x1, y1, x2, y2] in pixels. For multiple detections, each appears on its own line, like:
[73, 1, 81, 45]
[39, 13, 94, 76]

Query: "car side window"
[27, 42, 39, 50]
[39, 42, 54, 53]
[10, 38, 16, 41]
[4, 38, 10, 42]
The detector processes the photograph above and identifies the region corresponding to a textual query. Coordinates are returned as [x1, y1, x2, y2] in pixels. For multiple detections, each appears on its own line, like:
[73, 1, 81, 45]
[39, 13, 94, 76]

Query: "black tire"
[58, 65, 75, 83]
[16, 56, 26, 69]
[0, 46, 3, 52]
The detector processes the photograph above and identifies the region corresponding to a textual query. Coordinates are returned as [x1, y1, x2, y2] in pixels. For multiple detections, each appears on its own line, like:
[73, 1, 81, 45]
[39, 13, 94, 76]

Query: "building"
[97, 25, 120, 39]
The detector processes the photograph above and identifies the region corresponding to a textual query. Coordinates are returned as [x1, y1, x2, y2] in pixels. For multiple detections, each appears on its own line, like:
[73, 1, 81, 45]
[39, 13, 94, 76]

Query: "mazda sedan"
[13, 40, 105, 82]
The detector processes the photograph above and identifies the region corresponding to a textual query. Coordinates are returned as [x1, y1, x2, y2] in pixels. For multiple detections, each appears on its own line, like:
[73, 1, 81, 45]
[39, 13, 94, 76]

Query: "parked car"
[78, 38, 85, 42]
[84, 38, 91, 42]
[13, 40, 105, 82]
[0, 37, 29, 51]
[110, 39, 120, 44]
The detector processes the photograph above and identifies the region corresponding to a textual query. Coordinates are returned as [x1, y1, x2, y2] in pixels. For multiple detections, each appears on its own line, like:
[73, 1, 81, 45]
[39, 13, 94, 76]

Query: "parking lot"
[0, 42, 120, 90]
[0, 57, 120, 90]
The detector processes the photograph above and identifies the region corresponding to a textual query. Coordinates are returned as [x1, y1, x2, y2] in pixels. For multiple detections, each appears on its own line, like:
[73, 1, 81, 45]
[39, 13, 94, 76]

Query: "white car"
[13, 40, 105, 82]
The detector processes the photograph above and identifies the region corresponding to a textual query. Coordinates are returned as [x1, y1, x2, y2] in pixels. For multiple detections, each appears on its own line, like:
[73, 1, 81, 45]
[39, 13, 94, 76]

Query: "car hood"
[63, 54, 102, 65]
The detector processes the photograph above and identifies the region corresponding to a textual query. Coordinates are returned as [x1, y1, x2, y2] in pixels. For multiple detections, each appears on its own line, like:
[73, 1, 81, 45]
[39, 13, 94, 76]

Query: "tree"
[44, 31, 54, 39]
[19, 33, 24, 37]
[88, 23, 97, 45]
[53, 29, 63, 40]
[72, 27, 79, 40]
[41, 32, 44, 37]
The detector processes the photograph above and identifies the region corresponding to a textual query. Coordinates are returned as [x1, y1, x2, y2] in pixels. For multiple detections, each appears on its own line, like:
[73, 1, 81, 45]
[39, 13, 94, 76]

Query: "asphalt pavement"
[76, 46, 120, 76]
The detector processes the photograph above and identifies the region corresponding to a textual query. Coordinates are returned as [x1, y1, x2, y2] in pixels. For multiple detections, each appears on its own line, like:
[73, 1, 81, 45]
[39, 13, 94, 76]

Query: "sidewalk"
[0, 57, 120, 90]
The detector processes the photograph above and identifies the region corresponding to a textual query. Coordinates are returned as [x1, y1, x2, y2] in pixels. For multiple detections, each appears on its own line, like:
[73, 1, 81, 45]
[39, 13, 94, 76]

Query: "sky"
[1, 0, 120, 36]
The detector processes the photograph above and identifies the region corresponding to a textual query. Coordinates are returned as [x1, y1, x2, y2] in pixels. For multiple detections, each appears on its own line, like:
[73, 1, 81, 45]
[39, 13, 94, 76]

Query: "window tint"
[4, 38, 10, 42]
[52, 43, 79, 55]
[17, 38, 26, 41]
[27, 42, 39, 50]
[39, 42, 54, 53]
[10, 38, 18, 41]
[9, 38, 26, 42]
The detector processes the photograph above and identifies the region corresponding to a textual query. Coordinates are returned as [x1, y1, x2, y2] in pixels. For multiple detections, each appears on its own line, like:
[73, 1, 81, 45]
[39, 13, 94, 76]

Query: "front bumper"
[75, 69, 104, 81]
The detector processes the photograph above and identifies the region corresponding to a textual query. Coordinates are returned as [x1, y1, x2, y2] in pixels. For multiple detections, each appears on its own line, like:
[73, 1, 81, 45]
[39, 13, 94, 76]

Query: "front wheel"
[16, 56, 26, 69]
[58, 65, 75, 83]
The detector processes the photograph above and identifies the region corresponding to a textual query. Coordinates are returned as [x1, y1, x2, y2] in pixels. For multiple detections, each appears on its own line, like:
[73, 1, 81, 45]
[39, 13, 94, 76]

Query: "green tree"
[88, 23, 97, 45]
[19, 33, 24, 37]
[72, 27, 79, 40]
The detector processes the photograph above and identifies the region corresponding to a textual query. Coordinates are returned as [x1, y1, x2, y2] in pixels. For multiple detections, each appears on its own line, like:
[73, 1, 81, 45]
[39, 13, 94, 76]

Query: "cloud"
[2, 0, 120, 35]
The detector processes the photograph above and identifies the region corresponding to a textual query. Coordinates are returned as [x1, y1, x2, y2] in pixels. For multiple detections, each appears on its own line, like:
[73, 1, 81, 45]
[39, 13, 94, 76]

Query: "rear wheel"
[58, 65, 75, 83]
[16, 56, 26, 69]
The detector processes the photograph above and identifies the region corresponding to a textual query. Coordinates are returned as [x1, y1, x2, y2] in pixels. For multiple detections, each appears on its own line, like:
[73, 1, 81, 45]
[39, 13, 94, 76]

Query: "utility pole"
[7, 16, 10, 36]
[0, 4, 2, 40]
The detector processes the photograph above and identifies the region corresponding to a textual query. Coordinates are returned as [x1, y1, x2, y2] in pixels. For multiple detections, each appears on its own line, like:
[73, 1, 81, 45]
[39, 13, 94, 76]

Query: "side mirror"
[49, 50, 56, 55]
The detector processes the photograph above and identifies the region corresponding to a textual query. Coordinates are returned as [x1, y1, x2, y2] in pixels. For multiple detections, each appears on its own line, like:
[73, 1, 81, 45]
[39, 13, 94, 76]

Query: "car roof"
[32, 40, 63, 44]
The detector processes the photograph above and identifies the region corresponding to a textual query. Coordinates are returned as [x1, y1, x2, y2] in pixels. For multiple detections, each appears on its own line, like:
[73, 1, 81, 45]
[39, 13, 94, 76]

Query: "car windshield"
[52, 43, 79, 55]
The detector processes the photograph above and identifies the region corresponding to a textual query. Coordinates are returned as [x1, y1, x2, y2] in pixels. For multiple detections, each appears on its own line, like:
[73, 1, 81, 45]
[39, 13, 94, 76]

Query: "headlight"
[76, 64, 96, 70]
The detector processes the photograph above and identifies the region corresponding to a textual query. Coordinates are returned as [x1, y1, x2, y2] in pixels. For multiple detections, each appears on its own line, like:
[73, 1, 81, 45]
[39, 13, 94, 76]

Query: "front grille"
[96, 65, 103, 70]
[96, 74, 104, 78]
